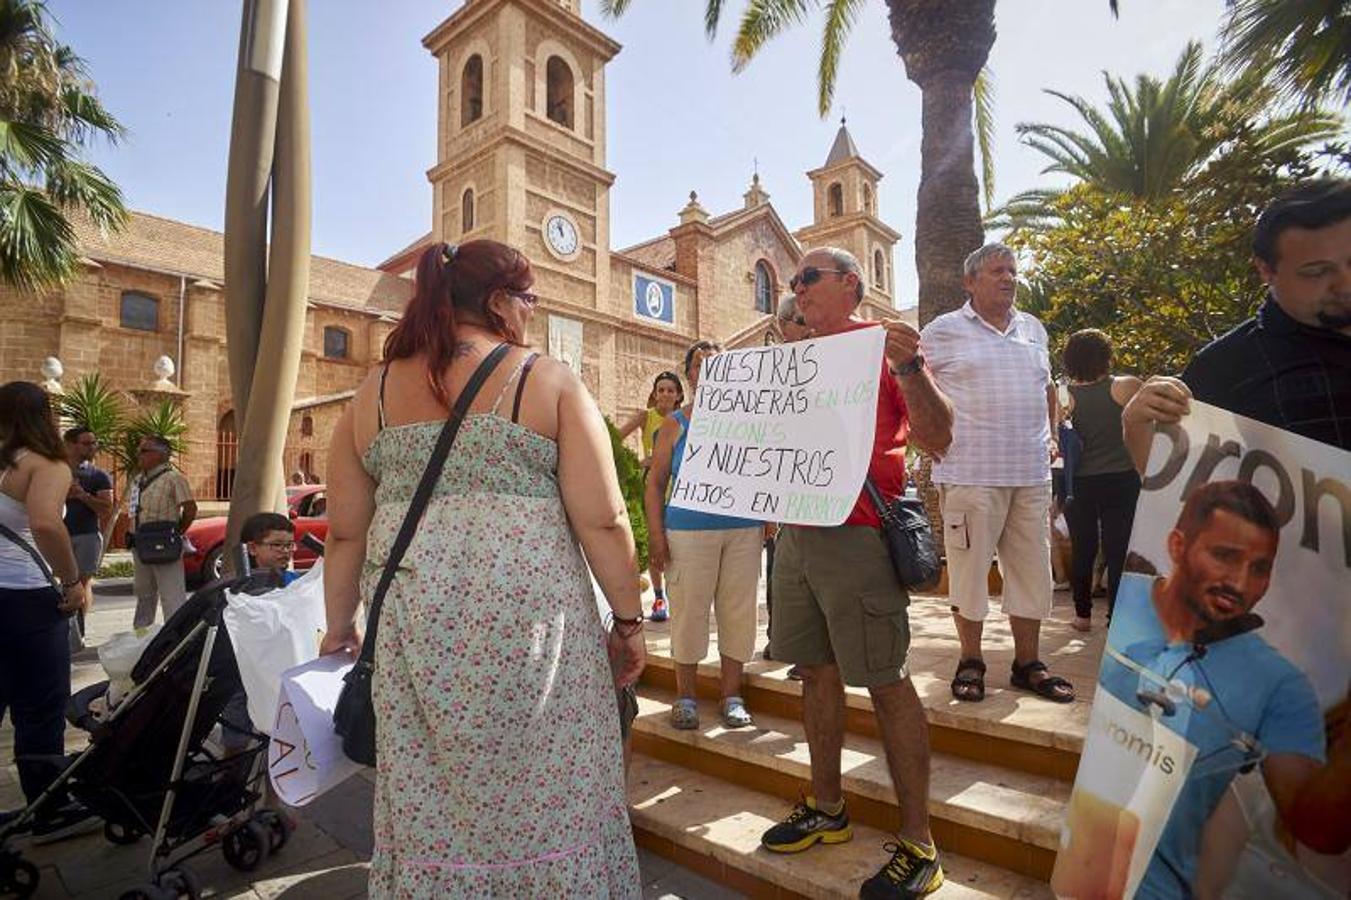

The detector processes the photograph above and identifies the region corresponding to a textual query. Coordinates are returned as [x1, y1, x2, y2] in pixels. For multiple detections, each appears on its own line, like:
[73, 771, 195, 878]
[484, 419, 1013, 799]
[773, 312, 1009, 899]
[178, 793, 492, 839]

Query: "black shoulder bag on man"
[132, 469, 184, 565]
[334, 342, 512, 766]
[864, 478, 941, 592]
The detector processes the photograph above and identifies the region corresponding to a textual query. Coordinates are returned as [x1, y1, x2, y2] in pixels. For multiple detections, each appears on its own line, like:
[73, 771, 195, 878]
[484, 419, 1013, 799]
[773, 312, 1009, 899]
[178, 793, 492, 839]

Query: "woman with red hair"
[321, 240, 644, 897]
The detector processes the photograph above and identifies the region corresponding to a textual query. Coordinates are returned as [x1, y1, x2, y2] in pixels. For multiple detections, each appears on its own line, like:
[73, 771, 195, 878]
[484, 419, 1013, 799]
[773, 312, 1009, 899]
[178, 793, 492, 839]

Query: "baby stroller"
[0, 563, 293, 899]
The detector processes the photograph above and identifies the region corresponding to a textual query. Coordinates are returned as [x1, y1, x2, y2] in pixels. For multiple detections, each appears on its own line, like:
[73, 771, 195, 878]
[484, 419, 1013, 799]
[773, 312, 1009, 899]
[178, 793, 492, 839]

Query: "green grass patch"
[97, 560, 134, 579]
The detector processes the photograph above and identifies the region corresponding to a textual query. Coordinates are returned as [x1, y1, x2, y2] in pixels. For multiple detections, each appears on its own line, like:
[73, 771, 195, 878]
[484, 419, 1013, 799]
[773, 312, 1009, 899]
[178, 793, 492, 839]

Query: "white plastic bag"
[99, 624, 162, 707]
[222, 561, 327, 731]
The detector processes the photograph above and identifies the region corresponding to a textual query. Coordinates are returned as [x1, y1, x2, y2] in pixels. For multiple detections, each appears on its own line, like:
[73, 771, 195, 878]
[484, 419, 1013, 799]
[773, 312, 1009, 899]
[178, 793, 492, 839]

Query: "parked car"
[183, 484, 328, 585]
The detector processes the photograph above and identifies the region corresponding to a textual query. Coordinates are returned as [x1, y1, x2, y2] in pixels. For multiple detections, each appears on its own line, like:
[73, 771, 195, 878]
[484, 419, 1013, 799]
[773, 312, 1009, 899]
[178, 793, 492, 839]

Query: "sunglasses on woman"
[788, 266, 848, 291]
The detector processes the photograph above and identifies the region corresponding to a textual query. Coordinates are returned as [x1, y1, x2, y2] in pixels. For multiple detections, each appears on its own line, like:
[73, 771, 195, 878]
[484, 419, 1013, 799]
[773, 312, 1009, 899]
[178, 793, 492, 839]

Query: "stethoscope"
[1105, 613, 1267, 777]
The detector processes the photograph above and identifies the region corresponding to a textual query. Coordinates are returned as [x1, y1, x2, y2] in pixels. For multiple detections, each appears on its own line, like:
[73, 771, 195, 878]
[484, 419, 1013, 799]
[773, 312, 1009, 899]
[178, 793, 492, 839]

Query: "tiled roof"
[377, 230, 433, 272]
[74, 210, 412, 315]
[617, 235, 676, 271]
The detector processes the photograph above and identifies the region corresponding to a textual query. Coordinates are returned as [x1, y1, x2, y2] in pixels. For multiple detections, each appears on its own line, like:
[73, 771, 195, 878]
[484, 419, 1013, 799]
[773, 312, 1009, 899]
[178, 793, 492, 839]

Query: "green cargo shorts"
[769, 524, 911, 688]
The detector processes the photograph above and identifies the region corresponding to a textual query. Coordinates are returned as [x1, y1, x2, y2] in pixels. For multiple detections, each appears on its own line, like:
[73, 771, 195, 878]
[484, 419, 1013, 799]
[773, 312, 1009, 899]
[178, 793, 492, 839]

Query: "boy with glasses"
[241, 512, 300, 585]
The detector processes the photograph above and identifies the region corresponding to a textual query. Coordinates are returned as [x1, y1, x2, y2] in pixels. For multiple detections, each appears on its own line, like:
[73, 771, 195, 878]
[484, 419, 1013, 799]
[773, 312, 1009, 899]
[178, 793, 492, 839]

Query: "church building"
[0, 0, 906, 500]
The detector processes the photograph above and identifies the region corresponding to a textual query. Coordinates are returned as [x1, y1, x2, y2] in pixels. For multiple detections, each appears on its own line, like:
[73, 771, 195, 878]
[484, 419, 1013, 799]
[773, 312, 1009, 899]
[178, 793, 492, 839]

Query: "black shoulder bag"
[334, 343, 512, 765]
[863, 478, 941, 592]
[131, 469, 184, 564]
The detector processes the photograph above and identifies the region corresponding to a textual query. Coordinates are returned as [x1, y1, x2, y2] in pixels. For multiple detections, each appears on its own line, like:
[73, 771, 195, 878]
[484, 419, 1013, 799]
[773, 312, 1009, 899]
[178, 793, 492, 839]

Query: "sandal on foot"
[721, 696, 754, 729]
[670, 698, 700, 730]
[1010, 660, 1075, 703]
[951, 658, 986, 702]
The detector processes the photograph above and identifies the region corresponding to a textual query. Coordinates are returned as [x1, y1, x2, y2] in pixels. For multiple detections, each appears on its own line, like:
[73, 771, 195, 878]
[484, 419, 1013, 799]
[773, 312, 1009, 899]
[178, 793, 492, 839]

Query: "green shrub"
[606, 417, 648, 571]
[97, 560, 134, 579]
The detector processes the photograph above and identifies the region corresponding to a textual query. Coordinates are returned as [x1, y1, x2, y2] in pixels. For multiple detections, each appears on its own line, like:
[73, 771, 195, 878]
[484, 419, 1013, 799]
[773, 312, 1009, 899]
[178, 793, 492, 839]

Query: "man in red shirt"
[761, 247, 954, 900]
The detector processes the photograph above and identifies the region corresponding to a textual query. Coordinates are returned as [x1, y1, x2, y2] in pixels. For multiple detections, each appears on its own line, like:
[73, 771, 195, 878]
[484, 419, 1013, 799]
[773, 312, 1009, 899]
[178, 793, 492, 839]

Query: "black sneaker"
[859, 839, 944, 899]
[761, 797, 852, 853]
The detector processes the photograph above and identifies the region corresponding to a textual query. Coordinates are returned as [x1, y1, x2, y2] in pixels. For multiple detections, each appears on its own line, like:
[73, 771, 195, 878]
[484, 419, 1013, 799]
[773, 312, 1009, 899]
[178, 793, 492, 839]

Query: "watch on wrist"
[890, 353, 926, 377]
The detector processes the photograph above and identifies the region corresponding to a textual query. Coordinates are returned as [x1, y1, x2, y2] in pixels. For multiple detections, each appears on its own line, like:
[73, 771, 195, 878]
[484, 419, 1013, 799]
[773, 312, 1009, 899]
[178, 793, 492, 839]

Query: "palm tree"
[1219, 0, 1351, 109]
[0, 0, 127, 291]
[991, 41, 1343, 230]
[601, 0, 995, 327]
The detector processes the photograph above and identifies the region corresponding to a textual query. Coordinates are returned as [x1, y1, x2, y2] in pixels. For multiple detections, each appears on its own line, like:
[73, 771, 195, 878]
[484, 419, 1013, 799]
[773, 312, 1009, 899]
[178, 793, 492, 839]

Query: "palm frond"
[703, 0, 727, 38]
[731, 0, 811, 72]
[1219, 0, 1351, 109]
[816, 0, 866, 115]
[44, 157, 126, 229]
[974, 66, 996, 211]
[0, 184, 76, 290]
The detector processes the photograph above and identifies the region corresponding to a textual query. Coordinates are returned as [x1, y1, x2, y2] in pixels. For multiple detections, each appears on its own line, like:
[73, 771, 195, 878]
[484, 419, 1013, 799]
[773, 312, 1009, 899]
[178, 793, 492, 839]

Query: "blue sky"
[52, 0, 1232, 308]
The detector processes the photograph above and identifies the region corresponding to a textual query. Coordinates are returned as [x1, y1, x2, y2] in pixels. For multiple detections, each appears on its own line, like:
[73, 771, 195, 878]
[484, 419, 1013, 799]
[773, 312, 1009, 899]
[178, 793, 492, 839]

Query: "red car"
[184, 485, 328, 585]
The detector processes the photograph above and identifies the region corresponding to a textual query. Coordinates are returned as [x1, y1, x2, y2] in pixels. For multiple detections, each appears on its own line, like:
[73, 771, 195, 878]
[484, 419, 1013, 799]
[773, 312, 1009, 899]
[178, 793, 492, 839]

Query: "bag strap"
[355, 342, 513, 671]
[0, 522, 57, 589]
[862, 477, 895, 526]
[134, 468, 170, 529]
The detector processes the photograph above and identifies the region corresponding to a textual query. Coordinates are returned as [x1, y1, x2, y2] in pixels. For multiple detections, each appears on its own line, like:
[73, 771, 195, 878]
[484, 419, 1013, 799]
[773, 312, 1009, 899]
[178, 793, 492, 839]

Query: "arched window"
[323, 326, 350, 360]
[119, 291, 159, 332]
[461, 54, 483, 126]
[545, 56, 574, 128]
[754, 261, 774, 314]
[462, 187, 475, 233]
[301, 414, 314, 437]
[863, 183, 874, 214]
[874, 249, 886, 289]
[828, 182, 843, 217]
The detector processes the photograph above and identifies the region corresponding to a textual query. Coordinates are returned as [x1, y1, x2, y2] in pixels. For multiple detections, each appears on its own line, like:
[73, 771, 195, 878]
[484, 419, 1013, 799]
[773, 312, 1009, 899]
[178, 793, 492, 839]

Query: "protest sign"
[667, 327, 885, 526]
[1052, 402, 1350, 899]
[268, 653, 363, 806]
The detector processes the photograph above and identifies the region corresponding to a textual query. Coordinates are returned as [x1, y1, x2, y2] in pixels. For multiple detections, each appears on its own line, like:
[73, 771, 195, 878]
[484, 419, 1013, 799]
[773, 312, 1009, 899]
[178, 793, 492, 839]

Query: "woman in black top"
[1062, 331, 1143, 631]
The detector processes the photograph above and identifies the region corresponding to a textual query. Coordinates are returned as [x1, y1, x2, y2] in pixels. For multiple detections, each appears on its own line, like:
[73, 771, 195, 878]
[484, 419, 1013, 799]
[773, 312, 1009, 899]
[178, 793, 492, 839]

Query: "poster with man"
[1052, 401, 1350, 899]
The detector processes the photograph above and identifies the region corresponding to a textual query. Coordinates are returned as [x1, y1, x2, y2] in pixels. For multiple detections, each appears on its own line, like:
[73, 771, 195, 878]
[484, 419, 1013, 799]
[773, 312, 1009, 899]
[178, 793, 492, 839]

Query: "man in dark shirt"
[63, 426, 114, 638]
[1125, 179, 1351, 459]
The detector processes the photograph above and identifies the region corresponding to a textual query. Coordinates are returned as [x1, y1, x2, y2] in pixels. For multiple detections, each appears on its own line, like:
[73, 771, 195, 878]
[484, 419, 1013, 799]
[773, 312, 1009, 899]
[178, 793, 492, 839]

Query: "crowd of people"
[0, 177, 1345, 899]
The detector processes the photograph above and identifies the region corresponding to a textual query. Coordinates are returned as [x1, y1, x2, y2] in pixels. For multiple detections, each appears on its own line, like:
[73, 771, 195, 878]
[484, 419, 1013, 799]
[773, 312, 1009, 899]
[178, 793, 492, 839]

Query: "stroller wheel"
[105, 821, 142, 845]
[2, 856, 40, 898]
[159, 866, 201, 900]
[254, 809, 293, 853]
[222, 820, 270, 871]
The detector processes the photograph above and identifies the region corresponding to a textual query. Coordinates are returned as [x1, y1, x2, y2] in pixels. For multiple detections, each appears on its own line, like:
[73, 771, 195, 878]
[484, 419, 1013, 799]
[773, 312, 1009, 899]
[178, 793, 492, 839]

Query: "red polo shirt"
[834, 321, 910, 529]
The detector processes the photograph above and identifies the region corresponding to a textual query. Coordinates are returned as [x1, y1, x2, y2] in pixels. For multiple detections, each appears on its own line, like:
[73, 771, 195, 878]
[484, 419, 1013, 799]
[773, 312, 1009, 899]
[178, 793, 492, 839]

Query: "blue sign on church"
[633, 274, 675, 326]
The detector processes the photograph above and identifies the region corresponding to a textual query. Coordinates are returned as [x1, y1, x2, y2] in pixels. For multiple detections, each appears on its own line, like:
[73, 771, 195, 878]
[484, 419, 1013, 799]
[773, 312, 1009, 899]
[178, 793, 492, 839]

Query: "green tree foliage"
[992, 42, 1343, 231]
[1013, 131, 1342, 376]
[606, 416, 648, 571]
[0, 0, 126, 291]
[1014, 186, 1260, 376]
[1220, 0, 1351, 110]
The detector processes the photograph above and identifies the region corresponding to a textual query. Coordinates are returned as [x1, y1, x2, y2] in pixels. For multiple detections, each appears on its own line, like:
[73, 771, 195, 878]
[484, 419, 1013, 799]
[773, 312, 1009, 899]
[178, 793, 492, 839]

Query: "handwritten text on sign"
[669, 327, 885, 526]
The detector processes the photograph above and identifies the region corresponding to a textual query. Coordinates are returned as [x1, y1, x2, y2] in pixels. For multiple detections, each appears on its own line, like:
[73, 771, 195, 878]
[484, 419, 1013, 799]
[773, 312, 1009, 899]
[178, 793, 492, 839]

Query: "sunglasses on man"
[789, 266, 849, 291]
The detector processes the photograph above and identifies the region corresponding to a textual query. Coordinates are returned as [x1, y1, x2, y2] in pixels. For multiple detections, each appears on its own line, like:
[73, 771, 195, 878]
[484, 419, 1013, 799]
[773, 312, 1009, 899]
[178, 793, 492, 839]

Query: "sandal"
[1010, 660, 1075, 703]
[670, 698, 700, 730]
[951, 658, 986, 702]
[721, 696, 754, 729]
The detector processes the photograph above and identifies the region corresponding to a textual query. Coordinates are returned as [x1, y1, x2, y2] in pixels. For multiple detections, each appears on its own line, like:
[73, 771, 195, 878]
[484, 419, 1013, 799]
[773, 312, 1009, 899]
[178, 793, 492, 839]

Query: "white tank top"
[0, 451, 54, 590]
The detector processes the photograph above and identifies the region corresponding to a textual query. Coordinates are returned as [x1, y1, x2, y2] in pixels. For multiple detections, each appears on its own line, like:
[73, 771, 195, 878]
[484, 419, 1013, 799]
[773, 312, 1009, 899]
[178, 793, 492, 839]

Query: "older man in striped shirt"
[921, 243, 1074, 705]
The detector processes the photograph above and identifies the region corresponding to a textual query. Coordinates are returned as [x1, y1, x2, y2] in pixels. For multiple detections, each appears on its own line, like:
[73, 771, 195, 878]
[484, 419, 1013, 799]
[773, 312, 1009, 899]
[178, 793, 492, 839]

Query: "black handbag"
[333, 343, 512, 765]
[132, 520, 183, 565]
[131, 470, 183, 564]
[863, 478, 941, 592]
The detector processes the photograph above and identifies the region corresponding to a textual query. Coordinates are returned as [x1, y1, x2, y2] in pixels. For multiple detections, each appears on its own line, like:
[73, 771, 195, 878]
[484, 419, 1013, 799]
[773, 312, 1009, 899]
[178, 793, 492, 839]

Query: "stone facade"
[0, 0, 912, 494]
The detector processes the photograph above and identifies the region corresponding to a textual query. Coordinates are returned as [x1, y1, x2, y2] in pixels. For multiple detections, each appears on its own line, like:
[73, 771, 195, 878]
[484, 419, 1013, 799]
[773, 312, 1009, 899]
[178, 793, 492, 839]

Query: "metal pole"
[147, 623, 222, 878]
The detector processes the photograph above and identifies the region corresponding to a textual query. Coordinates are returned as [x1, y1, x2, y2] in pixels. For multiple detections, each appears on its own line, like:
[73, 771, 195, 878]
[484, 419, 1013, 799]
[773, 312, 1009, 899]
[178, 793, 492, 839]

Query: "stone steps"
[639, 652, 1084, 782]
[629, 754, 1054, 900]
[631, 687, 1067, 882]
